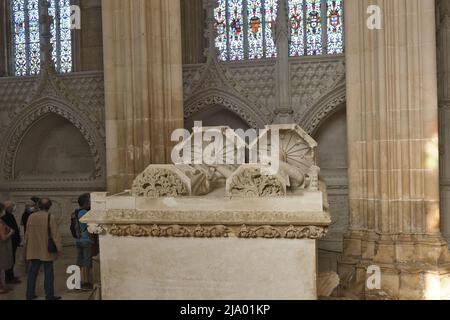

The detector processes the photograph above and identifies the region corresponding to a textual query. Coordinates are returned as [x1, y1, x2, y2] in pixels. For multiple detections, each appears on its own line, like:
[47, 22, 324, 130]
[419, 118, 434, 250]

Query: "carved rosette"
[226, 167, 287, 197]
[132, 167, 190, 197]
[103, 224, 328, 240]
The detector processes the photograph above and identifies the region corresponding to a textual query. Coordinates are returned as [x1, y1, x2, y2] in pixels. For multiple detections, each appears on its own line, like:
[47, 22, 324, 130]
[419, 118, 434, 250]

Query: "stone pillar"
[273, 0, 293, 124]
[438, 0, 450, 242]
[181, 0, 206, 64]
[77, 0, 104, 71]
[438, 0, 450, 101]
[339, 0, 450, 300]
[102, 0, 185, 194]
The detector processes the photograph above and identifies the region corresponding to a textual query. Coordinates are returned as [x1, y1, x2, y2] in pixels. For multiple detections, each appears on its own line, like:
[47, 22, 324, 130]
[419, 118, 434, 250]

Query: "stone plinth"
[82, 190, 331, 300]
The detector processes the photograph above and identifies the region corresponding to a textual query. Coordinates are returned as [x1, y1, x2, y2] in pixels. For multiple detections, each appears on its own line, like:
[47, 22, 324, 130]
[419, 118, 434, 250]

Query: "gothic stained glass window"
[11, 0, 73, 76]
[288, 0, 304, 57]
[214, 0, 228, 61]
[214, 0, 344, 61]
[326, 0, 344, 54]
[214, 0, 279, 61]
[247, 0, 263, 59]
[305, 0, 322, 55]
[264, 0, 277, 58]
[228, 0, 244, 60]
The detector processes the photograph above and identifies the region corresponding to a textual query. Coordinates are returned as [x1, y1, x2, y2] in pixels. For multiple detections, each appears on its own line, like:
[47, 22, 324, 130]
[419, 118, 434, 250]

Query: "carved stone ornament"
[132, 165, 190, 197]
[104, 224, 328, 240]
[87, 224, 106, 235]
[109, 224, 231, 238]
[226, 166, 287, 197]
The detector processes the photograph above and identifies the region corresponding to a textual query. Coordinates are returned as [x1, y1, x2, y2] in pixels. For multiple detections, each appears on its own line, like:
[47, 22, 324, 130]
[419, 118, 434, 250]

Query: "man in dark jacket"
[21, 197, 39, 235]
[1, 201, 22, 284]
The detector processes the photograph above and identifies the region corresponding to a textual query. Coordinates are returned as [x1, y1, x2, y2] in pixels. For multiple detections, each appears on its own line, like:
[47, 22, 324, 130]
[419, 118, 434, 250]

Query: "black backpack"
[70, 209, 82, 239]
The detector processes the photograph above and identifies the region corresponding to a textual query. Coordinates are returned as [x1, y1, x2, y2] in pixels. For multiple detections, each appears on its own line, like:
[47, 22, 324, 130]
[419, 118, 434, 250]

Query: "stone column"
[102, 0, 185, 193]
[181, 0, 206, 64]
[77, 0, 104, 71]
[438, 0, 450, 242]
[339, 0, 450, 300]
[438, 0, 450, 101]
[273, 0, 293, 124]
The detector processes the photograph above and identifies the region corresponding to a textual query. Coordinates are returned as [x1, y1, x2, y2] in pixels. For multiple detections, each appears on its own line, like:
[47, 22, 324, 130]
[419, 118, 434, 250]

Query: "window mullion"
[302, 0, 307, 56]
[262, 0, 266, 57]
[243, 0, 248, 59]
[322, 0, 327, 55]
[56, 0, 61, 72]
[226, 0, 230, 60]
[25, 0, 30, 75]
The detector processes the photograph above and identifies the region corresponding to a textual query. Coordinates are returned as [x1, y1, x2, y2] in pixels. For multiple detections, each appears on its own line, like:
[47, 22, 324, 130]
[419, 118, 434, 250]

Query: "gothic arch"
[300, 85, 347, 136]
[184, 89, 269, 129]
[1, 98, 105, 181]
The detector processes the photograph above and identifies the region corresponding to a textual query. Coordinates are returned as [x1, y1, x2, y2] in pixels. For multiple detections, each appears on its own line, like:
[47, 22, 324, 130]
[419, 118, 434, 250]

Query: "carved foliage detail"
[284, 225, 328, 239]
[105, 224, 328, 240]
[227, 167, 286, 197]
[238, 225, 282, 239]
[109, 224, 231, 238]
[132, 168, 189, 197]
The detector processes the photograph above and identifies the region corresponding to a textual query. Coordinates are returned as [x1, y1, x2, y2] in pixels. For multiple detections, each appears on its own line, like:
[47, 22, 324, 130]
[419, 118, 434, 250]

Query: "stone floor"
[0, 245, 92, 301]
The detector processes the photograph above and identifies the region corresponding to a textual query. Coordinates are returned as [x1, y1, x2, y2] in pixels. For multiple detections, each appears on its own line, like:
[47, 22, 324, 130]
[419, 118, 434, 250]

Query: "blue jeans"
[26, 260, 55, 300]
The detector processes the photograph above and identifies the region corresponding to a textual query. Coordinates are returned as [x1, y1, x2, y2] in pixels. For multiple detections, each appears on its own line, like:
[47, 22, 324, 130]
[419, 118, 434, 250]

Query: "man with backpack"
[71, 193, 94, 291]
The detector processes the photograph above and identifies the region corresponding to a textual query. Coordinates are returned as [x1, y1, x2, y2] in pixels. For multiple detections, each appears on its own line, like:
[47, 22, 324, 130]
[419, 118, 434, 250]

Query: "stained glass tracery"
[288, 0, 304, 57]
[11, 0, 73, 76]
[306, 0, 322, 56]
[247, 0, 263, 59]
[326, 0, 344, 54]
[264, 0, 277, 58]
[214, 0, 344, 61]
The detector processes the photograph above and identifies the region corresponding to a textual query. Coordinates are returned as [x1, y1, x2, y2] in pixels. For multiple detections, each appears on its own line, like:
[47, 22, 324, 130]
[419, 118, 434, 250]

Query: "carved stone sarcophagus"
[82, 124, 331, 300]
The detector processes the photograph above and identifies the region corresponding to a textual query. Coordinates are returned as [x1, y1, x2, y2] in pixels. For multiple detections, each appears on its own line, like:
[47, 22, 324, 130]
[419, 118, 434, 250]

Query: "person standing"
[21, 197, 39, 235]
[0, 203, 15, 294]
[75, 193, 93, 291]
[2, 201, 21, 284]
[24, 197, 62, 300]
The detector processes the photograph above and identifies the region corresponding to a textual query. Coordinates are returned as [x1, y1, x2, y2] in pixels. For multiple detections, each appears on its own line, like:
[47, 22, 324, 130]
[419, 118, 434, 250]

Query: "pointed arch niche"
[0, 99, 106, 192]
[14, 113, 95, 180]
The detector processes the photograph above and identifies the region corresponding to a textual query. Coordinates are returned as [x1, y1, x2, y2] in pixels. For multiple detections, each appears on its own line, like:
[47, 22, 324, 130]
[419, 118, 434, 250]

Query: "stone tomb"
[82, 125, 332, 300]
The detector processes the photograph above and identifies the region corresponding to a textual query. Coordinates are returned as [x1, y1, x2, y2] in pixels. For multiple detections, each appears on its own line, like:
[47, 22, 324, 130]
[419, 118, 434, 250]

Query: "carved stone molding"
[182, 57, 346, 133]
[299, 85, 347, 136]
[103, 223, 328, 240]
[184, 94, 265, 129]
